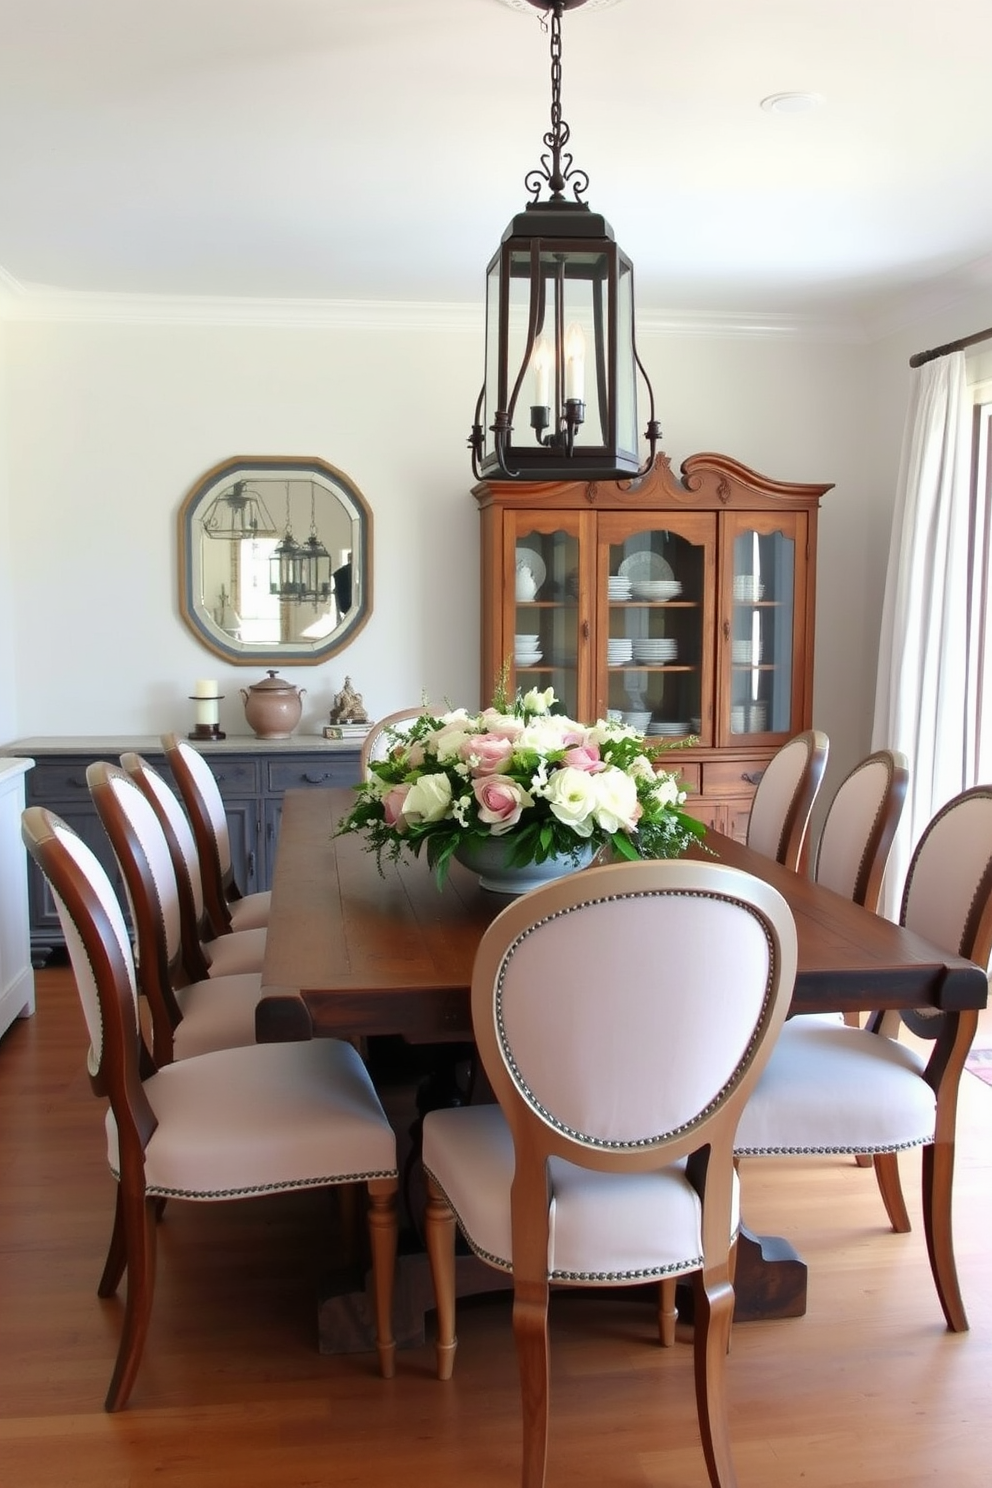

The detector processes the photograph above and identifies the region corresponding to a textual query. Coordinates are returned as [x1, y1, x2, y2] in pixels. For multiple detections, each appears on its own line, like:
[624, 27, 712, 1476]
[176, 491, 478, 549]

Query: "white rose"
[544, 766, 598, 836]
[432, 726, 475, 763]
[627, 753, 656, 783]
[650, 775, 682, 808]
[593, 766, 641, 834]
[402, 772, 454, 824]
[522, 686, 556, 715]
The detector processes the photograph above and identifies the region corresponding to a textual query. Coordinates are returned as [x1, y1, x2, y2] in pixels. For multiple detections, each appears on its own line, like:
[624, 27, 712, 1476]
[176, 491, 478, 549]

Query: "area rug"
[965, 1047, 992, 1087]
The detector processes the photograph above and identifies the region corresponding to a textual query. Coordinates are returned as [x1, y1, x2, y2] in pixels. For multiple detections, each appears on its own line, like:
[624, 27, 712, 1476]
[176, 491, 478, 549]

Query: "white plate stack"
[631, 580, 682, 602]
[731, 638, 762, 664]
[647, 721, 690, 737]
[621, 710, 652, 731]
[733, 575, 765, 602]
[748, 703, 769, 732]
[515, 633, 542, 666]
[607, 575, 632, 601]
[632, 638, 677, 664]
[607, 638, 633, 667]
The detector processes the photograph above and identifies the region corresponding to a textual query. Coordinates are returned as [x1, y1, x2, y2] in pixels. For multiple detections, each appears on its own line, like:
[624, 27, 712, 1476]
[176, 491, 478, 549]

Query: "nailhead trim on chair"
[495, 888, 776, 1148]
[110, 1167, 398, 1199]
[734, 1136, 931, 1158]
[423, 1164, 712, 1283]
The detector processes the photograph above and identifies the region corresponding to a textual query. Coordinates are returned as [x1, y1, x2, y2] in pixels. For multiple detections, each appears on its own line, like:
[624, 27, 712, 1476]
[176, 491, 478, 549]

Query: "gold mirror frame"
[177, 456, 373, 666]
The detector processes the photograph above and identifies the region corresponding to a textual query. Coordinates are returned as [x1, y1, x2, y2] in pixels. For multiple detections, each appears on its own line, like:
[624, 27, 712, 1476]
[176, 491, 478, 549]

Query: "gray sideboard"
[1, 735, 362, 964]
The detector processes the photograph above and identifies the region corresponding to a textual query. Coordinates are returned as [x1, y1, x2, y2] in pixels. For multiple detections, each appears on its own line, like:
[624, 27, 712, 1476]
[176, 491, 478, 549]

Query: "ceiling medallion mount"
[471, 0, 659, 484]
[497, 0, 624, 12]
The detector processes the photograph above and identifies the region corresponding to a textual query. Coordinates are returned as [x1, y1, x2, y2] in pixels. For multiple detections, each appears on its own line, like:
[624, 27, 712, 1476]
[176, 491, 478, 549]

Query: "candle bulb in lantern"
[564, 322, 586, 403]
[531, 335, 553, 411]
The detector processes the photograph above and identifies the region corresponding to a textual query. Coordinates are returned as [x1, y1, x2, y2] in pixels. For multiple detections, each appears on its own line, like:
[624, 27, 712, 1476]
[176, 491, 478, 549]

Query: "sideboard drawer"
[268, 755, 361, 793]
[26, 760, 98, 802]
[701, 760, 767, 797]
[205, 758, 260, 797]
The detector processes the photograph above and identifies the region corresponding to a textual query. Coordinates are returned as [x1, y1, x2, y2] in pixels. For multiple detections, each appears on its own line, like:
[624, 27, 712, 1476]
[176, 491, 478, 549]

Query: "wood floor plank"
[1, 965, 990, 1485]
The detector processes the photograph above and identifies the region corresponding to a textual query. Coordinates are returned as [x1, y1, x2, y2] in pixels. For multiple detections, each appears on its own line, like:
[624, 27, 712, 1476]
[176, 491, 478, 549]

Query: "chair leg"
[366, 1177, 398, 1379]
[97, 1186, 128, 1298]
[104, 1191, 157, 1412]
[873, 1151, 911, 1233]
[658, 1277, 677, 1346]
[423, 1174, 459, 1380]
[691, 1267, 737, 1488]
[921, 1139, 968, 1332]
[513, 1277, 551, 1488]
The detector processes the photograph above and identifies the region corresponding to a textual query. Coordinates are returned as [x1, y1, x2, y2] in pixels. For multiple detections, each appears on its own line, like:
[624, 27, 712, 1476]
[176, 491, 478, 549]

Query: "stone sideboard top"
[0, 734, 360, 757]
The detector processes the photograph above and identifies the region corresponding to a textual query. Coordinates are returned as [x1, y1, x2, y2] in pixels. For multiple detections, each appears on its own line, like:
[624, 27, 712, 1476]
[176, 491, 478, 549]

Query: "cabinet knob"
[741, 770, 766, 786]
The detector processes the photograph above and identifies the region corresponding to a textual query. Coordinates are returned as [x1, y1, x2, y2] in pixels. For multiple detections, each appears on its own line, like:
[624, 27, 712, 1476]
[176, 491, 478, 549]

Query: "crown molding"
[0, 275, 864, 343]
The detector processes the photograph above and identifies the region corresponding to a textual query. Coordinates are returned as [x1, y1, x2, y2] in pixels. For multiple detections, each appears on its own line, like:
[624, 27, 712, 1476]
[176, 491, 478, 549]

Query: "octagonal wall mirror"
[178, 456, 373, 665]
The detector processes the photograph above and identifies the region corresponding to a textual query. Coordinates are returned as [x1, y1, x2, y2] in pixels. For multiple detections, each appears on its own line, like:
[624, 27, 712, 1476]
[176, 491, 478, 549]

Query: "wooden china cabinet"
[473, 451, 832, 840]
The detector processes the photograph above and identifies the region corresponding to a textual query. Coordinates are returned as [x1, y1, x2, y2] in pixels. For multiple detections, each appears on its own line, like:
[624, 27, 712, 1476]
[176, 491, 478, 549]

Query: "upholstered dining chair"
[21, 805, 398, 1412]
[812, 748, 909, 913]
[745, 728, 829, 873]
[118, 751, 265, 980]
[735, 783, 992, 1332]
[161, 732, 271, 937]
[422, 859, 798, 1488]
[359, 706, 425, 775]
[88, 761, 264, 1063]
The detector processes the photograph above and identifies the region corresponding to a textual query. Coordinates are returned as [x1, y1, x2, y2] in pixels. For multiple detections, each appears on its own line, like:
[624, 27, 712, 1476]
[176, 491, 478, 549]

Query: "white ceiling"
[2, 0, 992, 330]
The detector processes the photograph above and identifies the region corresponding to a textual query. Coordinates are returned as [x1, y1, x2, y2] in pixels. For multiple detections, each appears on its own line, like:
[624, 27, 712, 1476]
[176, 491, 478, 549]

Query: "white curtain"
[871, 351, 973, 917]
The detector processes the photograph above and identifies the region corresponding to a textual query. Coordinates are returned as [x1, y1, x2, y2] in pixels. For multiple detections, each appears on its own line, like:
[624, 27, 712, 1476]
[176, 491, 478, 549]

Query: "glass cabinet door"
[507, 514, 592, 719]
[597, 513, 715, 740]
[721, 512, 808, 744]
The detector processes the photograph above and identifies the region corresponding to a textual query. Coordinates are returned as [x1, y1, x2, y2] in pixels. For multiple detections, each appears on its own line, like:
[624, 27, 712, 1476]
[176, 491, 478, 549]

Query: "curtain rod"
[909, 325, 992, 368]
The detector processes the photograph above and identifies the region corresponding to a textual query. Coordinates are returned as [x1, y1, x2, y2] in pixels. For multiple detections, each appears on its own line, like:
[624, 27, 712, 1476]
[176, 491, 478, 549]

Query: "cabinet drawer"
[670, 761, 701, 795]
[25, 759, 98, 802]
[701, 760, 767, 797]
[205, 758, 260, 798]
[267, 754, 361, 794]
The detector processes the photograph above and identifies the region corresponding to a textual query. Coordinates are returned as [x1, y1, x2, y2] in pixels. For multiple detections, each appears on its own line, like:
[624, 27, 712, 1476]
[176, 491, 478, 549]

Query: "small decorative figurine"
[329, 676, 369, 726]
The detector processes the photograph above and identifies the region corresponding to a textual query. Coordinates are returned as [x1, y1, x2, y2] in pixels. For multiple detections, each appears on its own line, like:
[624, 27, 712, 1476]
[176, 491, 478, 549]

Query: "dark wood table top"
[256, 788, 989, 1044]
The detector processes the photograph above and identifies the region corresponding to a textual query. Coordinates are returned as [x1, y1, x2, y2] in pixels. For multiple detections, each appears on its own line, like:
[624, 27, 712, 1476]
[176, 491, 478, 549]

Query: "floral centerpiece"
[336, 684, 706, 889]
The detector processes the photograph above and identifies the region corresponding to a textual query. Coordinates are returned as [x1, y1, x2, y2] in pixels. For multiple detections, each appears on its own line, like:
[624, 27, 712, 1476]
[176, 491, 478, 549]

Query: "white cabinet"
[0, 758, 35, 1040]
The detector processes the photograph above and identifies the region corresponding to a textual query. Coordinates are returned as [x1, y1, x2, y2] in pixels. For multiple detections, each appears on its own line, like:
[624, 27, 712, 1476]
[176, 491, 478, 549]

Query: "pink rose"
[473, 776, 533, 834]
[562, 743, 605, 774]
[382, 783, 412, 831]
[463, 733, 515, 776]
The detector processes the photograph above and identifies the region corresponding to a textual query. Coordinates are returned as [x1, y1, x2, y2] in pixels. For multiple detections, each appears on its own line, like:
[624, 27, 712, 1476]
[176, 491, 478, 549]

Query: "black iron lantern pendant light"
[469, 0, 660, 483]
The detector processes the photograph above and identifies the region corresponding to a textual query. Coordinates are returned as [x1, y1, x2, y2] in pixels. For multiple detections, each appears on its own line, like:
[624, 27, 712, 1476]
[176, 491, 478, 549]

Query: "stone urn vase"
[240, 670, 306, 739]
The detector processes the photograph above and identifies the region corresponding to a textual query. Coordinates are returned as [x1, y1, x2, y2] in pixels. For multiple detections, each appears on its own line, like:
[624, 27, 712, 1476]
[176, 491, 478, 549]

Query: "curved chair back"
[746, 729, 829, 872]
[120, 751, 213, 979]
[360, 707, 425, 775]
[88, 760, 189, 1063]
[814, 749, 909, 911]
[160, 733, 238, 935]
[901, 785, 992, 964]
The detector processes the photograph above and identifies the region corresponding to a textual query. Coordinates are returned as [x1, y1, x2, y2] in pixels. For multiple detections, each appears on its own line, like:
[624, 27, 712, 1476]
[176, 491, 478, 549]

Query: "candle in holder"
[192, 680, 219, 729]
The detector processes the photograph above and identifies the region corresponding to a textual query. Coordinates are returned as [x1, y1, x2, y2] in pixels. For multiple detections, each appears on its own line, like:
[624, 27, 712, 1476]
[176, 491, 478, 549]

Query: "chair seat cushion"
[734, 1020, 934, 1156]
[228, 890, 271, 932]
[172, 972, 262, 1059]
[203, 925, 266, 977]
[107, 1039, 397, 1198]
[423, 1104, 739, 1284]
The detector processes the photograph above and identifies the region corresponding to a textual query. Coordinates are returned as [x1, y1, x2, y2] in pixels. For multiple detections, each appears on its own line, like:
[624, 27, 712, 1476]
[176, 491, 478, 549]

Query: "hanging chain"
[524, 0, 589, 205]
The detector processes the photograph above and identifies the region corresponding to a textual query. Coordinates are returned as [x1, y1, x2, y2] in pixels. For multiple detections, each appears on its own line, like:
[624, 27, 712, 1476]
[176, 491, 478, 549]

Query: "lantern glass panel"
[616, 256, 638, 461]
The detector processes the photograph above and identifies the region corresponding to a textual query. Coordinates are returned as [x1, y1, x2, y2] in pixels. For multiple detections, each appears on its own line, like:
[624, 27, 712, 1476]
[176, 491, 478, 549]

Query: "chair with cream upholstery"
[735, 783, 992, 1332]
[812, 748, 909, 913]
[161, 733, 271, 936]
[21, 805, 398, 1412]
[746, 728, 829, 873]
[422, 859, 797, 1488]
[118, 751, 265, 980]
[88, 760, 264, 1063]
[359, 707, 425, 776]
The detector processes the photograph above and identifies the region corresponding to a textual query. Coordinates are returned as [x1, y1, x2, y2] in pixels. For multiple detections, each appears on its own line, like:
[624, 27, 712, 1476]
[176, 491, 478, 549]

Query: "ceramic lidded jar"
[240, 670, 306, 739]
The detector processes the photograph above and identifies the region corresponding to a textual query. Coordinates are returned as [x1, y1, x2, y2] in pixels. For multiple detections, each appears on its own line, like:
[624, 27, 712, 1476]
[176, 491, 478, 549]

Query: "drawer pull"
[741, 770, 766, 787]
[66, 775, 89, 789]
[302, 771, 333, 784]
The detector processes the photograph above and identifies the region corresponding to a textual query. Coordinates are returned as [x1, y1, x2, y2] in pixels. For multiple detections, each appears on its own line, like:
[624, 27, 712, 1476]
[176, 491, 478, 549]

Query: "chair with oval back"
[746, 729, 829, 873]
[422, 858, 798, 1488]
[735, 783, 992, 1332]
[119, 751, 265, 980]
[160, 733, 271, 937]
[359, 707, 426, 776]
[21, 804, 398, 1411]
[88, 761, 264, 1064]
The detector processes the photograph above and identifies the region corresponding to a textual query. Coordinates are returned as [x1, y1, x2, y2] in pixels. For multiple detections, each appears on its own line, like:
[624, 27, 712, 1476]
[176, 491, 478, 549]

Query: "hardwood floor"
[1, 964, 990, 1487]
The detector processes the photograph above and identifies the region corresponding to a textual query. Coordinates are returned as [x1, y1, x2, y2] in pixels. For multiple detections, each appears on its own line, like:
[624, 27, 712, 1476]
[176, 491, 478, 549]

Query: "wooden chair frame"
[747, 728, 829, 873]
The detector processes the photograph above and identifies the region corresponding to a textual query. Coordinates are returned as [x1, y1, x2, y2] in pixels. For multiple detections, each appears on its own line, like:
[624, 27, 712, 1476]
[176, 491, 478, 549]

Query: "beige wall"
[0, 294, 987, 798]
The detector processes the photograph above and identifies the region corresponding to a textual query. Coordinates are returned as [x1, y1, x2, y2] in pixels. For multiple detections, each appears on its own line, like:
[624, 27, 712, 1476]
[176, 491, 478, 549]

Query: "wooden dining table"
[257, 788, 989, 1329]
